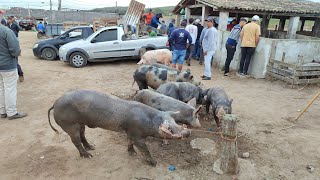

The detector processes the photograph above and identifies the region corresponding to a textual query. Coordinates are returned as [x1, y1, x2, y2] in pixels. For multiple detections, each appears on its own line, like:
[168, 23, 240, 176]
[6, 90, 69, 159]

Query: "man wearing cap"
[145, 9, 154, 26]
[201, 17, 218, 80]
[185, 18, 197, 66]
[7, 16, 25, 82]
[239, 15, 261, 76]
[146, 26, 157, 37]
[224, 18, 248, 76]
[169, 21, 192, 71]
[150, 13, 162, 29]
[0, 11, 28, 120]
[193, 19, 203, 61]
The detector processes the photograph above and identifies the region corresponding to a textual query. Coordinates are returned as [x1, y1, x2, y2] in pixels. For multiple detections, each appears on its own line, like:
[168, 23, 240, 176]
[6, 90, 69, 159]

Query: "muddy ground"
[0, 31, 319, 180]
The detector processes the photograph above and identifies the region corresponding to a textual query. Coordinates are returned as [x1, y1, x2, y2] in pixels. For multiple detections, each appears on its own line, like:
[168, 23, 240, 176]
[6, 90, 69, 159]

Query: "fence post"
[220, 114, 239, 174]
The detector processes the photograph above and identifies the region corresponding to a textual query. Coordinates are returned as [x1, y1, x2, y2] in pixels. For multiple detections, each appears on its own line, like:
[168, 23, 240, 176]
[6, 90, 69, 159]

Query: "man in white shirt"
[185, 18, 197, 66]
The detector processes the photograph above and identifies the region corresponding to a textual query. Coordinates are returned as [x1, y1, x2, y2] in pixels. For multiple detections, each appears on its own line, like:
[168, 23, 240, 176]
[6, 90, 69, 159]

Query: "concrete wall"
[214, 30, 320, 78]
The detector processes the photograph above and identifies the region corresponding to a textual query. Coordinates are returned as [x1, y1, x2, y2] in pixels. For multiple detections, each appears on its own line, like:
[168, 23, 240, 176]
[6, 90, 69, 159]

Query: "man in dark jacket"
[7, 16, 24, 82]
[150, 13, 162, 29]
[193, 19, 203, 60]
[0, 12, 27, 120]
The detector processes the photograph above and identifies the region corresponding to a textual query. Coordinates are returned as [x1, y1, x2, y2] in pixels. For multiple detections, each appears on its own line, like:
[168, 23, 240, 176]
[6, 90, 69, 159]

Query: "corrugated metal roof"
[173, 0, 320, 14]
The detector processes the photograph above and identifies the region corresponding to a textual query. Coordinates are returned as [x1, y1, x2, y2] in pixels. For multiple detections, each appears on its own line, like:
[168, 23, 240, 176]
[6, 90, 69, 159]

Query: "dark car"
[33, 26, 94, 60]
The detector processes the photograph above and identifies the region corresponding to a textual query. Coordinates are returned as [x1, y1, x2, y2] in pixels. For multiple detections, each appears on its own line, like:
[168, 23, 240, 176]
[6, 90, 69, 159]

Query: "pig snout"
[137, 59, 144, 65]
[190, 117, 201, 127]
[180, 129, 191, 138]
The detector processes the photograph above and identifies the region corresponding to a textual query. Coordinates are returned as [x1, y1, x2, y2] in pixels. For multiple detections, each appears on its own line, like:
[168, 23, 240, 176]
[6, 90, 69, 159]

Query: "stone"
[190, 138, 217, 156]
[238, 159, 257, 180]
[242, 152, 250, 158]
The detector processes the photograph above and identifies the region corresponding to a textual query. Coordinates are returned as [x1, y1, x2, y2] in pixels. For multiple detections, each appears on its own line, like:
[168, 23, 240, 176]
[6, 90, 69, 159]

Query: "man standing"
[0, 11, 27, 119]
[239, 15, 261, 76]
[145, 9, 154, 26]
[150, 13, 162, 29]
[169, 21, 192, 71]
[224, 19, 248, 76]
[199, 20, 208, 65]
[185, 18, 197, 66]
[7, 16, 24, 82]
[201, 17, 218, 80]
[193, 19, 203, 61]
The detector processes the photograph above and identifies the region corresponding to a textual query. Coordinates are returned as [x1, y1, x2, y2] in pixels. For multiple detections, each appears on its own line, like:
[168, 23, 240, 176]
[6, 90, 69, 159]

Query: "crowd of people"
[0, 10, 27, 120]
[143, 9, 261, 80]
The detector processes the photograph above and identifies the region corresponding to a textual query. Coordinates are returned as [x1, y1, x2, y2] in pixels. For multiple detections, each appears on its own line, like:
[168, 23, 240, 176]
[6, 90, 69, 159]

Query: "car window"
[68, 29, 83, 38]
[94, 29, 117, 42]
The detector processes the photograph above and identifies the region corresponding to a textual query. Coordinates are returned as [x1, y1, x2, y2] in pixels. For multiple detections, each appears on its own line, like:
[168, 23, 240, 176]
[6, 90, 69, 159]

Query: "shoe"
[202, 77, 211, 80]
[199, 62, 202, 65]
[1, 114, 7, 118]
[200, 75, 206, 78]
[8, 112, 28, 120]
[19, 76, 24, 82]
[224, 73, 229, 76]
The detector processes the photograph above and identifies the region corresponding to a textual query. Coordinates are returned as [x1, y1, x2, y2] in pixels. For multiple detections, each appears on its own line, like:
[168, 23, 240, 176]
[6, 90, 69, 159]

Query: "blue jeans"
[193, 40, 200, 59]
[172, 50, 187, 65]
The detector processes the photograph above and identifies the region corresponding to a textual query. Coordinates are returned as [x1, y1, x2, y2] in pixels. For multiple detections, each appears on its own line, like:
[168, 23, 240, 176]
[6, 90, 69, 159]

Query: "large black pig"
[48, 90, 190, 166]
[205, 87, 233, 127]
[133, 64, 199, 90]
[134, 89, 201, 127]
[156, 82, 208, 105]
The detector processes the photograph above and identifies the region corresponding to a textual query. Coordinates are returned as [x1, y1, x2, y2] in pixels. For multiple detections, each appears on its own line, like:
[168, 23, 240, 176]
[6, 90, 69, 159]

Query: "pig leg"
[205, 100, 211, 121]
[134, 139, 157, 166]
[65, 123, 93, 158]
[127, 138, 137, 156]
[80, 125, 95, 151]
[213, 113, 221, 128]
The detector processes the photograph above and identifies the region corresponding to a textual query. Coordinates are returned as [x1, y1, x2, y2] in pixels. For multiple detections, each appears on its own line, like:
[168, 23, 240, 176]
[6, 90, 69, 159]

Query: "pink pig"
[137, 49, 172, 66]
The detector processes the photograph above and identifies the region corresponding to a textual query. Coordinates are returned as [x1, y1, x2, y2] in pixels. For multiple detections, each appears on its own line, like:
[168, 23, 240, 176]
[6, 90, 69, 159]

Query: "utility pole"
[50, 0, 53, 23]
[58, 0, 62, 11]
[116, 1, 117, 7]
[28, 3, 31, 18]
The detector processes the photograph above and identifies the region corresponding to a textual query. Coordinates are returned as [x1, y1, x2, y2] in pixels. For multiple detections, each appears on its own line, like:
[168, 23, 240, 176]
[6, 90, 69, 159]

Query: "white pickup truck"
[59, 26, 168, 68]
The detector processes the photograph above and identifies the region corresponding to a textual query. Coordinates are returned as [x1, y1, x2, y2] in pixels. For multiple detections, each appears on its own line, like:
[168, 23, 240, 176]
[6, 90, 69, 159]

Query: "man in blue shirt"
[37, 21, 45, 33]
[169, 21, 192, 71]
[224, 19, 247, 76]
[150, 13, 162, 29]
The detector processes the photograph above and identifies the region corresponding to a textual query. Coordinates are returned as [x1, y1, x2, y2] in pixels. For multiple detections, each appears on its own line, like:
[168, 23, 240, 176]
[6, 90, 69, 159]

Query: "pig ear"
[229, 99, 233, 104]
[187, 98, 196, 108]
[194, 105, 203, 115]
[167, 111, 180, 117]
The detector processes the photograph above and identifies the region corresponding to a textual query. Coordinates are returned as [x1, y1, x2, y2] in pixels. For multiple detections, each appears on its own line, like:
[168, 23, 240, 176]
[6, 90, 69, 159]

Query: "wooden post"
[167, 70, 177, 82]
[220, 114, 239, 174]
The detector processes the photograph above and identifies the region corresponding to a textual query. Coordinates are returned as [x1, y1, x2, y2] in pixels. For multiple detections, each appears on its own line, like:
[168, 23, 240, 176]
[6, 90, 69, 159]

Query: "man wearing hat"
[150, 13, 162, 29]
[0, 10, 27, 120]
[239, 15, 261, 76]
[201, 17, 218, 80]
[145, 9, 154, 26]
[169, 21, 192, 71]
[7, 16, 24, 82]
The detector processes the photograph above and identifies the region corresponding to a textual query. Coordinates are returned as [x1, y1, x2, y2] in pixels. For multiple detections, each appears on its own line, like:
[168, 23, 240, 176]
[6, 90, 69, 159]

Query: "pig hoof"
[80, 152, 93, 158]
[128, 151, 137, 156]
[84, 144, 95, 151]
[147, 160, 157, 167]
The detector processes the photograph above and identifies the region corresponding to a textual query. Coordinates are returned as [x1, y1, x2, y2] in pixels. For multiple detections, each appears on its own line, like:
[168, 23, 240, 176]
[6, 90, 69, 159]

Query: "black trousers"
[224, 44, 237, 74]
[239, 47, 255, 74]
[185, 44, 195, 63]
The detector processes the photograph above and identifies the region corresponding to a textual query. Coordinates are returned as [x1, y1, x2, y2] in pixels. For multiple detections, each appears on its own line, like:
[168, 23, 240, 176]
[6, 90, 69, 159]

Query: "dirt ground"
[0, 31, 319, 180]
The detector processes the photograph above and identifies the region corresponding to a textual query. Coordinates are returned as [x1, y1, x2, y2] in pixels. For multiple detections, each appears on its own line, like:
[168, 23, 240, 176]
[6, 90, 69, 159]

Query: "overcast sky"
[0, 0, 320, 10]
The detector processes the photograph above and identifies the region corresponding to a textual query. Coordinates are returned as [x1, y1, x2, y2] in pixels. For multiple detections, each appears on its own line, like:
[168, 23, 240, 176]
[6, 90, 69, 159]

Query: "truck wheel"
[42, 48, 57, 60]
[70, 52, 88, 68]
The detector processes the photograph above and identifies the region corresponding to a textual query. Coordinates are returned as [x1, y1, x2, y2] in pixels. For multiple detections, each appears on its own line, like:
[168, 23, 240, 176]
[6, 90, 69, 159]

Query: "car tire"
[41, 48, 57, 60]
[70, 52, 88, 68]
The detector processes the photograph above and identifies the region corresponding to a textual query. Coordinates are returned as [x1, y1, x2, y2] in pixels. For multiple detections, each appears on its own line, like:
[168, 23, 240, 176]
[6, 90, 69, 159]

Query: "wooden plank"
[296, 66, 320, 71]
[267, 70, 294, 84]
[269, 59, 296, 69]
[294, 78, 320, 84]
[267, 65, 294, 77]
[295, 70, 320, 77]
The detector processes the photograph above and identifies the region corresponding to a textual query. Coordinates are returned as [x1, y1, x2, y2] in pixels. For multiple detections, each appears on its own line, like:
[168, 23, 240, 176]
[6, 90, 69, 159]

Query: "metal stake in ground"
[220, 114, 239, 174]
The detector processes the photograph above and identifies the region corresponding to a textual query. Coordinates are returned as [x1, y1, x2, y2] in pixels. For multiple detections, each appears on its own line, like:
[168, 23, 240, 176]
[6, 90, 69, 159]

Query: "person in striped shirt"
[224, 19, 248, 76]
